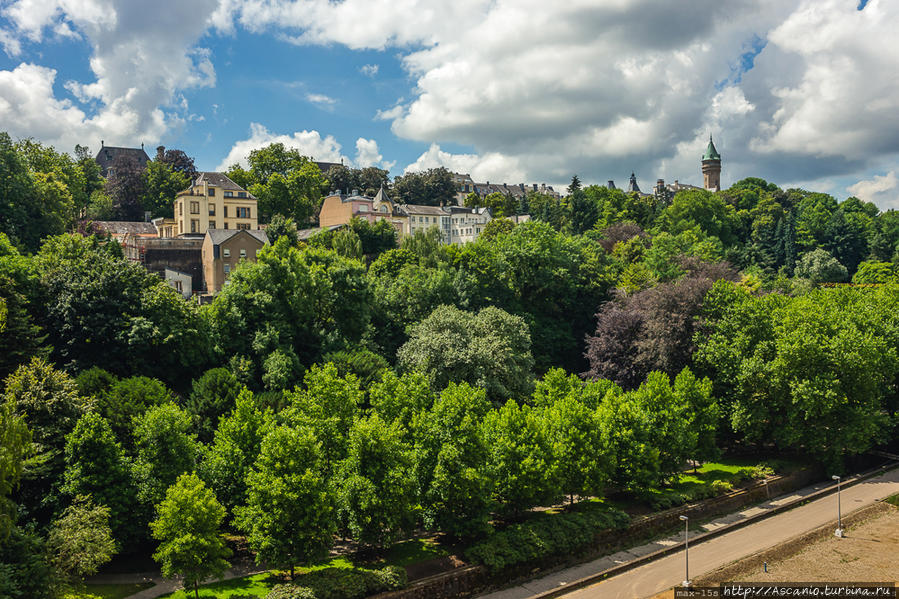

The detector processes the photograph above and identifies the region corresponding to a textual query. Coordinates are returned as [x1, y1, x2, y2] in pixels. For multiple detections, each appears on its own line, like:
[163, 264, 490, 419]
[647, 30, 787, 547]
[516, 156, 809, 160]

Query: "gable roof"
[91, 221, 157, 236]
[402, 204, 448, 216]
[94, 144, 151, 176]
[194, 172, 250, 192]
[206, 228, 268, 246]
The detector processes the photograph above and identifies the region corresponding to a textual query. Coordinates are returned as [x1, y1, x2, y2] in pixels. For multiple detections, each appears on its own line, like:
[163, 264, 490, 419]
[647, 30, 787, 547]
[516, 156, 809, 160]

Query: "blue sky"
[1, 0, 898, 208]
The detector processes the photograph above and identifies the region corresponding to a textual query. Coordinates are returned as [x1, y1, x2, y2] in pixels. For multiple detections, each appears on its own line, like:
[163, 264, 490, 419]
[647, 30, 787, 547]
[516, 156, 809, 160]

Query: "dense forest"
[2, 132, 899, 598]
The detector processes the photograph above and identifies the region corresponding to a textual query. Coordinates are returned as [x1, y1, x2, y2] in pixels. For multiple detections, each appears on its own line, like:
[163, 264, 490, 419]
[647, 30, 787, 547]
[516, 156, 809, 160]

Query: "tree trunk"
[291, 565, 295, 580]
[194, 581, 199, 599]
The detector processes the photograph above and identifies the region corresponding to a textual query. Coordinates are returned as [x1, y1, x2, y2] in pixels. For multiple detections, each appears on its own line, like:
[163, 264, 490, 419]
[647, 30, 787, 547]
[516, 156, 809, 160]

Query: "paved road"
[557, 467, 899, 599]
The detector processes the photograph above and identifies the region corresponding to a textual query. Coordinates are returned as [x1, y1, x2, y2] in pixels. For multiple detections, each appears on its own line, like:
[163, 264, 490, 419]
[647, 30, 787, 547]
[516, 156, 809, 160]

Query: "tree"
[369, 370, 435, 434]
[186, 368, 244, 443]
[397, 304, 534, 403]
[0, 525, 57, 599]
[98, 376, 173, 445]
[481, 400, 557, 516]
[151, 474, 231, 599]
[265, 214, 299, 245]
[656, 189, 739, 246]
[795, 248, 848, 283]
[853, 261, 899, 284]
[412, 383, 493, 538]
[336, 414, 417, 548]
[47, 495, 116, 581]
[142, 160, 191, 218]
[391, 168, 455, 206]
[480, 217, 515, 240]
[132, 403, 200, 510]
[282, 363, 362, 474]
[0, 393, 30, 539]
[198, 389, 268, 519]
[105, 153, 146, 221]
[235, 425, 335, 579]
[155, 146, 198, 179]
[62, 413, 138, 544]
[4, 358, 93, 522]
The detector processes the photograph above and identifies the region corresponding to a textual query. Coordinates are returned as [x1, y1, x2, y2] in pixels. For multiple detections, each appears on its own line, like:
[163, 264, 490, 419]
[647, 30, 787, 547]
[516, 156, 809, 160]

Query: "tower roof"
[702, 135, 721, 161]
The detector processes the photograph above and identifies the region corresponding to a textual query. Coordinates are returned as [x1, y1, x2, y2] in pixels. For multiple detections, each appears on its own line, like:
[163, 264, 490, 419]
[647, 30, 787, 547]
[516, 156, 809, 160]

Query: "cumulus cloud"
[354, 138, 394, 170]
[0, 0, 218, 150]
[212, 0, 899, 201]
[848, 171, 899, 208]
[359, 63, 378, 77]
[216, 122, 349, 170]
[404, 143, 526, 184]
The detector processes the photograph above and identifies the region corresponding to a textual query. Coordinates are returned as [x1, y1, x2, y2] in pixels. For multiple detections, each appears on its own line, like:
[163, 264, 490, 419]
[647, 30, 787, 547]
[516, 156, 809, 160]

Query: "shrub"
[741, 464, 775, 480]
[265, 566, 408, 599]
[464, 507, 629, 572]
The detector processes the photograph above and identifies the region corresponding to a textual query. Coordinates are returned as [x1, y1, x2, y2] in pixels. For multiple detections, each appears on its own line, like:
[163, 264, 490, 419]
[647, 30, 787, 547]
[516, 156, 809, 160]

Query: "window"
[190, 201, 199, 214]
[380, 205, 387, 213]
[358, 204, 369, 212]
[209, 221, 216, 229]
[178, 202, 182, 215]
[209, 205, 215, 216]
[209, 188, 215, 196]
[236, 207, 251, 218]
[223, 248, 230, 257]
[239, 249, 247, 258]
[238, 192, 247, 198]
[237, 223, 250, 230]
[224, 263, 231, 274]
[224, 191, 234, 198]
[190, 219, 199, 233]
[223, 206, 228, 217]
[224, 223, 229, 229]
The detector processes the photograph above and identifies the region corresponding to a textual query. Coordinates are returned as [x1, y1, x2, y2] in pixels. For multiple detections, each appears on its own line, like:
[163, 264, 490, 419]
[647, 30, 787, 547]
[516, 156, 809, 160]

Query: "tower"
[701, 135, 721, 192]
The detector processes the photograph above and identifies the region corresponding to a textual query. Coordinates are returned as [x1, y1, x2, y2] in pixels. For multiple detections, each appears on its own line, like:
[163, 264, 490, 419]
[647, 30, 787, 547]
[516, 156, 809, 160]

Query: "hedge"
[464, 507, 629, 572]
[265, 565, 407, 599]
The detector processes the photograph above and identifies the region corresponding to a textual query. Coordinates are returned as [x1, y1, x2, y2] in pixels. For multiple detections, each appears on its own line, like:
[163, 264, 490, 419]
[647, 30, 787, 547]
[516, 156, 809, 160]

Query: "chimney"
[101, 140, 104, 148]
[674, 179, 679, 186]
[533, 184, 538, 191]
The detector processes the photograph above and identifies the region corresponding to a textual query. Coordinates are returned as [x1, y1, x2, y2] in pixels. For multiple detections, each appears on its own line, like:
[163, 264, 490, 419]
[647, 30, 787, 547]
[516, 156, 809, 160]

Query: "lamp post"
[679, 515, 691, 587]
[832, 475, 843, 537]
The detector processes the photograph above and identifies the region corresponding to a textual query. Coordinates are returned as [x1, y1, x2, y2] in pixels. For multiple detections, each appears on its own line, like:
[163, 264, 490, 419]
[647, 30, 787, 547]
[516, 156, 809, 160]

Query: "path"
[479, 467, 899, 599]
[89, 560, 264, 599]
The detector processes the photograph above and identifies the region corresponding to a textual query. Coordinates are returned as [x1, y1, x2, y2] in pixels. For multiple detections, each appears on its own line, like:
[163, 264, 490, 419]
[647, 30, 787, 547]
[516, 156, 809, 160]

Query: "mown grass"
[63, 582, 155, 599]
[884, 492, 899, 507]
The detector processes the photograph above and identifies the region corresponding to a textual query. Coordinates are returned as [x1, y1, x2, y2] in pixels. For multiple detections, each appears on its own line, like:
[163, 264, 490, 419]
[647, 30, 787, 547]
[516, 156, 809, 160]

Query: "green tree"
[795, 248, 848, 283]
[369, 370, 435, 434]
[481, 400, 558, 515]
[235, 425, 335, 579]
[186, 368, 244, 443]
[397, 304, 534, 403]
[142, 160, 191, 218]
[132, 403, 200, 509]
[853, 261, 899, 284]
[62, 413, 138, 544]
[0, 525, 57, 599]
[391, 168, 455, 206]
[266, 214, 299, 245]
[151, 474, 231, 599]
[656, 189, 739, 246]
[412, 383, 493, 538]
[336, 414, 416, 548]
[47, 495, 116, 580]
[198, 389, 268, 518]
[98, 376, 172, 445]
[0, 393, 30, 538]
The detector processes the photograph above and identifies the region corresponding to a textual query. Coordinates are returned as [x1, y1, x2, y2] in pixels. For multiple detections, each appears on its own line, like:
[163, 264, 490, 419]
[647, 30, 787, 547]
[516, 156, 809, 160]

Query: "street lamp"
[832, 475, 843, 537]
[679, 515, 691, 587]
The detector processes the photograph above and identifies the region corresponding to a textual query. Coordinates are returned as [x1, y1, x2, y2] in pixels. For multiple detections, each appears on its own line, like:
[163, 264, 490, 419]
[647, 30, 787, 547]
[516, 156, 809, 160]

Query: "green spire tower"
[701, 135, 722, 191]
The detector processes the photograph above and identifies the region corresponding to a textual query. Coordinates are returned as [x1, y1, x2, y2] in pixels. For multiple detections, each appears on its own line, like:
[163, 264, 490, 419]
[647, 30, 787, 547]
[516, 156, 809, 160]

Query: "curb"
[527, 461, 899, 599]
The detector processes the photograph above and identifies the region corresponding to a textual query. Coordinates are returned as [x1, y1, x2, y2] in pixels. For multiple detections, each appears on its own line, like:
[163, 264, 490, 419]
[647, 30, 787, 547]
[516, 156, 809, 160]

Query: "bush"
[265, 566, 407, 599]
[740, 464, 774, 480]
[464, 507, 629, 573]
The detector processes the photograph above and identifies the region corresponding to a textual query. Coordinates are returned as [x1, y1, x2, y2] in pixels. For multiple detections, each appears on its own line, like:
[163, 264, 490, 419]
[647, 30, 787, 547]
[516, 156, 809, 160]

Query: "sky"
[1, 0, 898, 208]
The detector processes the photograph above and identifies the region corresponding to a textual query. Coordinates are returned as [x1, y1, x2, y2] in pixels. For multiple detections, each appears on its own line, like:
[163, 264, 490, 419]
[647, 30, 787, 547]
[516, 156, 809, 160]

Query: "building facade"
[202, 229, 269, 295]
[452, 173, 560, 206]
[94, 142, 150, 177]
[174, 172, 258, 236]
[702, 135, 722, 192]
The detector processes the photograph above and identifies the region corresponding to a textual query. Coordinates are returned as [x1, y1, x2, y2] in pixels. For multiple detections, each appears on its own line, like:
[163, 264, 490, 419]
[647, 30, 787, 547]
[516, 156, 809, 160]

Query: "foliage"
[0, 393, 30, 538]
[795, 248, 848, 283]
[397, 304, 534, 403]
[464, 506, 629, 573]
[336, 414, 416, 548]
[132, 403, 200, 509]
[235, 425, 335, 578]
[266, 214, 299, 246]
[391, 167, 455, 206]
[852, 261, 899, 284]
[321, 348, 388, 391]
[62, 413, 139, 545]
[187, 368, 244, 443]
[0, 524, 57, 599]
[368, 370, 434, 434]
[198, 389, 268, 519]
[98, 376, 173, 445]
[151, 473, 231, 598]
[105, 153, 146, 221]
[47, 495, 117, 580]
[412, 382, 493, 538]
[265, 565, 406, 599]
[142, 160, 191, 218]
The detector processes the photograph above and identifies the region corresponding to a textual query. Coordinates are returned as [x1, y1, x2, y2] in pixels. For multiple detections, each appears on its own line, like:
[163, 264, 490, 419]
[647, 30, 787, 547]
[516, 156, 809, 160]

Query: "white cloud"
[305, 92, 337, 109]
[360, 63, 378, 77]
[354, 138, 394, 170]
[848, 171, 899, 208]
[0, 0, 218, 151]
[216, 122, 349, 170]
[404, 143, 526, 184]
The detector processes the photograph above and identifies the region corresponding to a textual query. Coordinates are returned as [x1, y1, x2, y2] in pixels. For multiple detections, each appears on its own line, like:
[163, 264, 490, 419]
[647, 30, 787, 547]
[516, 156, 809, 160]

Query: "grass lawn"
[63, 582, 155, 599]
[157, 572, 276, 599]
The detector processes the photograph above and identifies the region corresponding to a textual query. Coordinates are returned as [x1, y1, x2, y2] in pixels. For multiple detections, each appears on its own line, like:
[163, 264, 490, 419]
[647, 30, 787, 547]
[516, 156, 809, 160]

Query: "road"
[557, 467, 899, 599]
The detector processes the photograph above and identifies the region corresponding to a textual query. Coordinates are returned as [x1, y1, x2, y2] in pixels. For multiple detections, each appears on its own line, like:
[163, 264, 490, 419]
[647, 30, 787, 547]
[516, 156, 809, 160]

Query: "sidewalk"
[477, 466, 899, 599]
[89, 560, 264, 599]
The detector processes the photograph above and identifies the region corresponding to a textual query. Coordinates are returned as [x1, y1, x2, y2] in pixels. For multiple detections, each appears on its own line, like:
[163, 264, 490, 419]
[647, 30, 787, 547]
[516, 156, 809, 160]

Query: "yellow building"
[174, 172, 258, 236]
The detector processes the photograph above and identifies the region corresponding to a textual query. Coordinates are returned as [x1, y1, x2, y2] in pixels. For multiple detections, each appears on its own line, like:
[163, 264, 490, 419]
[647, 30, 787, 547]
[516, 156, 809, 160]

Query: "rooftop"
[206, 228, 268, 246]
